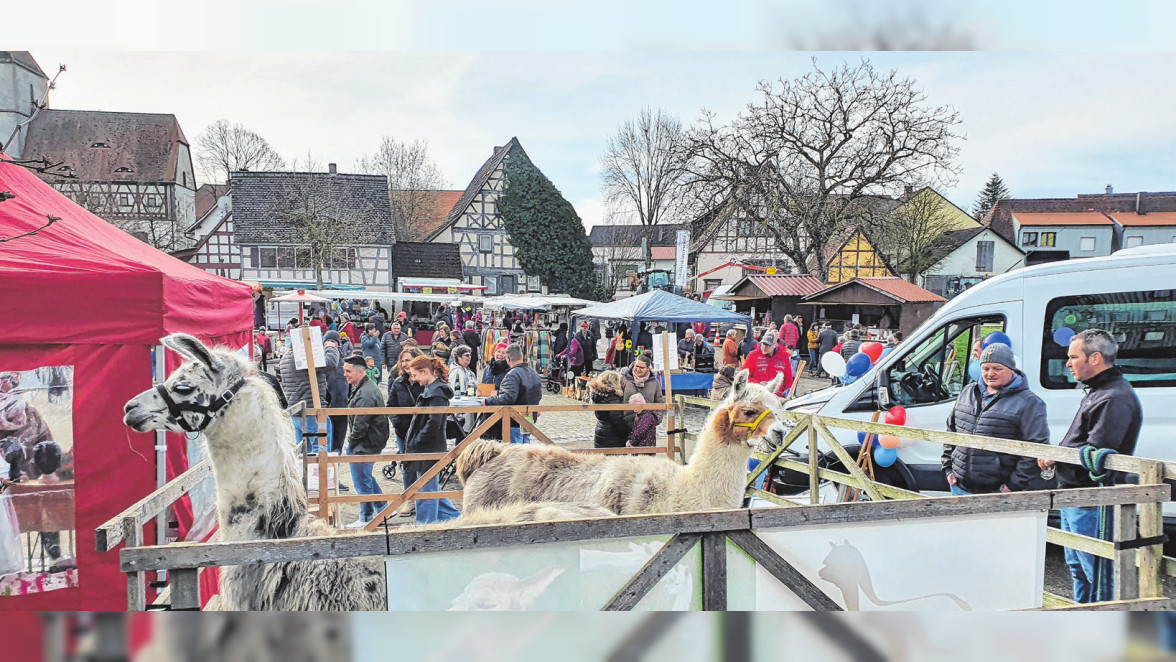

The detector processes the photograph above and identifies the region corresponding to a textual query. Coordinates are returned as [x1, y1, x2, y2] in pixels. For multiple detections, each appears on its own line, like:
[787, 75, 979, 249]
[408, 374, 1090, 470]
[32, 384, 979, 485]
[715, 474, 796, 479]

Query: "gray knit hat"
[324, 330, 341, 345]
[980, 343, 1016, 370]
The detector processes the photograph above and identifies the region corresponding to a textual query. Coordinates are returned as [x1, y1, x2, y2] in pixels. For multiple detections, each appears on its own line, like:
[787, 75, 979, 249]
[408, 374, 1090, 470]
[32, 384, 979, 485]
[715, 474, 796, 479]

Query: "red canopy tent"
[0, 156, 252, 610]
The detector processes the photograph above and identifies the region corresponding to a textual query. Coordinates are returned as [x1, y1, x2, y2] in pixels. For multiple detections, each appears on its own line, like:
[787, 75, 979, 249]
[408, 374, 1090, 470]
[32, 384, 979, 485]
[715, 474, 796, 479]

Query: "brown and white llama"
[124, 334, 615, 611]
[457, 370, 783, 515]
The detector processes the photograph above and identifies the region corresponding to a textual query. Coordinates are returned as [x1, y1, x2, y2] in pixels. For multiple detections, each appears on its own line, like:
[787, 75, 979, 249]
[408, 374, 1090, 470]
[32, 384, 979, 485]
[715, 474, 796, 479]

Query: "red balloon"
[885, 406, 907, 426]
[860, 342, 884, 363]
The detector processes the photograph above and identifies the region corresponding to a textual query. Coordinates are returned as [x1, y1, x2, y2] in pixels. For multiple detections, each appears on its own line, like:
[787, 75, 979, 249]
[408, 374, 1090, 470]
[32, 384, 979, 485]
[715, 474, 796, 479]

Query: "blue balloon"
[845, 352, 872, 378]
[968, 360, 982, 383]
[857, 431, 867, 445]
[1053, 326, 1075, 347]
[874, 446, 898, 468]
[982, 331, 1012, 350]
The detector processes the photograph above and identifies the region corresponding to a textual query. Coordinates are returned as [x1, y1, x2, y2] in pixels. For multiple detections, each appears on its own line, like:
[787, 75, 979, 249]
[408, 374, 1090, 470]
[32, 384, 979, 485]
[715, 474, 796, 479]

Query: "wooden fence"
[97, 396, 1175, 611]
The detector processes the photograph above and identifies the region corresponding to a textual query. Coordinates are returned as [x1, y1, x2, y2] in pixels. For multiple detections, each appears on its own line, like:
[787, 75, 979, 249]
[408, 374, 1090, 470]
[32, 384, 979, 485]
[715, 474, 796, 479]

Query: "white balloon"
[821, 351, 847, 377]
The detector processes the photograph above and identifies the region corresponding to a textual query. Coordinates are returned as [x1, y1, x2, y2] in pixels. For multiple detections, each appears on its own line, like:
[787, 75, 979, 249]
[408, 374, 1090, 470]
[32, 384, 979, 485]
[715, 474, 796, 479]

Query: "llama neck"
[202, 380, 309, 541]
[673, 422, 752, 510]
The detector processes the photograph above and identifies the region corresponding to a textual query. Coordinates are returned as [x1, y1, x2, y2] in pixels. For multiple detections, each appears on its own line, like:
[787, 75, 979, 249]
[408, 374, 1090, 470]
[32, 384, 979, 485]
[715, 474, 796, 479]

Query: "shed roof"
[803, 277, 945, 304]
[746, 275, 826, 297]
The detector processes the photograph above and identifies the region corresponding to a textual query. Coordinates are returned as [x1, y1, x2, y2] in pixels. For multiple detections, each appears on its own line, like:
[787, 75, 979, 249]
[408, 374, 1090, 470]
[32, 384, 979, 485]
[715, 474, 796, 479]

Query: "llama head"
[710, 370, 782, 447]
[124, 333, 251, 435]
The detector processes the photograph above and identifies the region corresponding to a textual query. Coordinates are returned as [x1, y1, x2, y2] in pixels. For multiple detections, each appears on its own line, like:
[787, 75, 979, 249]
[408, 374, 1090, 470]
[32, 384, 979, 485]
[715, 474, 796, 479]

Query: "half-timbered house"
[427, 138, 548, 295]
[232, 166, 396, 289]
[172, 188, 240, 279]
[21, 108, 197, 251]
[688, 210, 795, 292]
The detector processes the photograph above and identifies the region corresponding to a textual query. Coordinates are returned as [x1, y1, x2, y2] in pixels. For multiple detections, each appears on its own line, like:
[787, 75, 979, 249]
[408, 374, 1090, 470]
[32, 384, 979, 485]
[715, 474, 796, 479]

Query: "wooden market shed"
[801, 277, 946, 335]
[710, 274, 825, 324]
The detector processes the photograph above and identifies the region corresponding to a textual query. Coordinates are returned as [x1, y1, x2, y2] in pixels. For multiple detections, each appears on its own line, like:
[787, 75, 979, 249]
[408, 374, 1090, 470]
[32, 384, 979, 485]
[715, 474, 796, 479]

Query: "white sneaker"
[344, 518, 368, 529]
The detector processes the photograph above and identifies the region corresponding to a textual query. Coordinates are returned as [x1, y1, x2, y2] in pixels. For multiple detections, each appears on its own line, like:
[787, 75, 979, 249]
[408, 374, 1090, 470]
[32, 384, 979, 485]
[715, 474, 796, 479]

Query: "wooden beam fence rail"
[120, 486, 1169, 612]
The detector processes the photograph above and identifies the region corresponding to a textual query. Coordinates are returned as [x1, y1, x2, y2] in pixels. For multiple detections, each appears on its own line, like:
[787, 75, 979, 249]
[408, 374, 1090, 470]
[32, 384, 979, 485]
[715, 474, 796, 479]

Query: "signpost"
[674, 230, 691, 292]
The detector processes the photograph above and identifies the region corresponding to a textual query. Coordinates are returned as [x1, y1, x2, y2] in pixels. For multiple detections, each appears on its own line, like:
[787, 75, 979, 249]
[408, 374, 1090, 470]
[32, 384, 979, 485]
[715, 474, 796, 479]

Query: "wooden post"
[170, 568, 201, 610]
[1113, 504, 1139, 601]
[807, 419, 819, 505]
[701, 532, 727, 611]
[501, 407, 512, 444]
[1138, 460, 1164, 598]
[661, 332, 676, 461]
[126, 527, 146, 611]
[317, 450, 330, 522]
[302, 326, 326, 426]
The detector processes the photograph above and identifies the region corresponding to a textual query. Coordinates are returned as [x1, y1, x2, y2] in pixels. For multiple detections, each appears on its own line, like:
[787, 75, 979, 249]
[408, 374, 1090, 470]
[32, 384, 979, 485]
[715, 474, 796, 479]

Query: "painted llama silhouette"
[817, 540, 972, 611]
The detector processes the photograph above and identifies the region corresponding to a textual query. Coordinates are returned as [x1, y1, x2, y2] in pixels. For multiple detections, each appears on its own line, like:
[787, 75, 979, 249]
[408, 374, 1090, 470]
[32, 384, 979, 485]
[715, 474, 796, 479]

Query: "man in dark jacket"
[342, 355, 389, 528]
[434, 304, 455, 331]
[462, 320, 482, 368]
[840, 329, 863, 360]
[816, 324, 839, 377]
[323, 331, 350, 455]
[942, 343, 1049, 495]
[1039, 329, 1143, 603]
[381, 323, 408, 374]
[279, 334, 337, 453]
[575, 321, 598, 371]
[484, 344, 543, 444]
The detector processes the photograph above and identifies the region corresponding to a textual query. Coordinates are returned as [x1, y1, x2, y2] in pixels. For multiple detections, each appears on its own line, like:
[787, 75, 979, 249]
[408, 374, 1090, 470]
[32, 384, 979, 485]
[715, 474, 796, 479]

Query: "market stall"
[0, 155, 253, 610]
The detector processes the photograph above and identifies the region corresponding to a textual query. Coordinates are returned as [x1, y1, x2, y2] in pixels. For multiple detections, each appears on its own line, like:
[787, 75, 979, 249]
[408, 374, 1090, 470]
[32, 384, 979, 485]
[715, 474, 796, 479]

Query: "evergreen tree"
[972, 172, 1010, 220]
[497, 150, 600, 299]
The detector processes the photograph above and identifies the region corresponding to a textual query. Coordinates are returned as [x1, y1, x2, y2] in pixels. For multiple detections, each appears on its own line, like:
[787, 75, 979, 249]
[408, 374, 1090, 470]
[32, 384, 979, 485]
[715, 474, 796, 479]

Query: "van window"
[885, 316, 1006, 407]
[1041, 289, 1176, 389]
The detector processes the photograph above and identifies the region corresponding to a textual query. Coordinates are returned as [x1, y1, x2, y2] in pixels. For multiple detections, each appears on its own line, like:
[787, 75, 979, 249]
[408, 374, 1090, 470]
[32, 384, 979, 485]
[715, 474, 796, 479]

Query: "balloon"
[860, 342, 884, 363]
[1065, 314, 1077, 324]
[968, 360, 982, 383]
[880, 346, 893, 358]
[879, 435, 900, 449]
[884, 406, 907, 426]
[845, 352, 872, 377]
[1053, 327, 1075, 347]
[982, 331, 1012, 350]
[821, 352, 847, 377]
[874, 446, 898, 467]
[857, 431, 868, 446]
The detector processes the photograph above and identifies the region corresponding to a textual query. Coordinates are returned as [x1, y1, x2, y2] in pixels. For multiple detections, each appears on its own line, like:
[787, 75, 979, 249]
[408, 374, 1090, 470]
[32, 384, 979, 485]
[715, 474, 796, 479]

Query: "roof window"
[114, 166, 134, 173]
[90, 141, 110, 148]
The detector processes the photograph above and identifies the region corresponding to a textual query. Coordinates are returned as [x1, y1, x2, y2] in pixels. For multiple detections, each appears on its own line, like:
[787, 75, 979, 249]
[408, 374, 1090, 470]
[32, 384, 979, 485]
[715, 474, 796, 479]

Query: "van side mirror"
[877, 375, 891, 408]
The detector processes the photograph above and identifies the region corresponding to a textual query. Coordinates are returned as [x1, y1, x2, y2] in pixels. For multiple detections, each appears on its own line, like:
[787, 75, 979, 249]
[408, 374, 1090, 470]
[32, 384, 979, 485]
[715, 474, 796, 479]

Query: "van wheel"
[823, 445, 917, 501]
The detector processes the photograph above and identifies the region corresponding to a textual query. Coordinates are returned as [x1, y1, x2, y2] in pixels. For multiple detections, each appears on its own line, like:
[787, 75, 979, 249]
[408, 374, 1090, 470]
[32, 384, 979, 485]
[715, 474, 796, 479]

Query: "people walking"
[403, 355, 462, 524]
[342, 354, 389, 528]
[462, 320, 482, 368]
[1039, 329, 1143, 603]
[807, 323, 820, 375]
[381, 322, 408, 377]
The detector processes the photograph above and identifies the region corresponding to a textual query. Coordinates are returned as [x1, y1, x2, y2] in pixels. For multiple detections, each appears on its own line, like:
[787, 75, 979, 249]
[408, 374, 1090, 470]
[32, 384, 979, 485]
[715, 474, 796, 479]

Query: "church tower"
[0, 52, 50, 158]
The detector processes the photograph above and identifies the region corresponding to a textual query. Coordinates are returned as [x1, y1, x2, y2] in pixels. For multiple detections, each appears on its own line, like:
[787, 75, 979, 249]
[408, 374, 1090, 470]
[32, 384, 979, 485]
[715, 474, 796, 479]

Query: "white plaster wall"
[923, 230, 1024, 278]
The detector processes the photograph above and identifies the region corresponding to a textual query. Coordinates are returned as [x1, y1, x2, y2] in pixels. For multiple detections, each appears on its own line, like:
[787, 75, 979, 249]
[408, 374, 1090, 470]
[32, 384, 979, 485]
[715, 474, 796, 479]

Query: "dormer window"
[56, 165, 71, 172]
[90, 141, 110, 148]
[114, 166, 133, 173]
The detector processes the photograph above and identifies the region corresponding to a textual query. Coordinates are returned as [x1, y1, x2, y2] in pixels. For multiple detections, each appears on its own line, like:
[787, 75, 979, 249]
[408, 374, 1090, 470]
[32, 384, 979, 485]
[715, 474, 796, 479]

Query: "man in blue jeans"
[341, 354, 389, 528]
[483, 344, 543, 444]
[1039, 329, 1142, 603]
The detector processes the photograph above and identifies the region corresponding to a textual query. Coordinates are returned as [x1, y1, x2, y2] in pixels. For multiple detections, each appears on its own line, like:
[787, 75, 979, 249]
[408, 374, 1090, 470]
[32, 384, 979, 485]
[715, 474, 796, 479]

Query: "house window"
[1041, 232, 1056, 247]
[478, 234, 493, 253]
[1125, 235, 1143, 248]
[1080, 237, 1096, 252]
[975, 241, 994, 272]
[114, 166, 133, 173]
[277, 247, 295, 268]
[704, 278, 723, 292]
[248, 247, 259, 267]
[1021, 231, 1038, 247]
[527, 275, 540, 291]
[736, 219, 756, 237]
[90, 142, 109, 148]
[259, 248, 277, 269]
[486, 279, 497, 295]
[295, 247, 312, 269]
[119, 193, 133, 206]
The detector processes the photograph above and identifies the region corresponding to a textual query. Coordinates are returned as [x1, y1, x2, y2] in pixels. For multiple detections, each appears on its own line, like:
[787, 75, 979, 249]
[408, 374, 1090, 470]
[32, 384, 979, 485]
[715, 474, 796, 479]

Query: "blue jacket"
[361, 334, 383, 365]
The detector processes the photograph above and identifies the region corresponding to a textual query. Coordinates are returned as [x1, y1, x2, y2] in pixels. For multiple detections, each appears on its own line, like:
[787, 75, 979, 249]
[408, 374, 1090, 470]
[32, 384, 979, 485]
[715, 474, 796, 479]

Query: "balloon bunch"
[821, 341, 886, 384]
[872, 405, 906, 468]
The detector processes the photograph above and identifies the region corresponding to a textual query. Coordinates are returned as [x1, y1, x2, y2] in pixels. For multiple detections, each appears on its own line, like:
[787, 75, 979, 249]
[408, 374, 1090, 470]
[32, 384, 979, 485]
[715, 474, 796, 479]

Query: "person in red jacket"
[742, 330, 793, 397]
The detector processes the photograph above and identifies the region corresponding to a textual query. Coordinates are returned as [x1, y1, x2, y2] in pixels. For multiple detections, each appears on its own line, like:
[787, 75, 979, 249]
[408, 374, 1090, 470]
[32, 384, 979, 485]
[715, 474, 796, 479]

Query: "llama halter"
[155, 376, 247, 433]
[733, 408, 771, 431]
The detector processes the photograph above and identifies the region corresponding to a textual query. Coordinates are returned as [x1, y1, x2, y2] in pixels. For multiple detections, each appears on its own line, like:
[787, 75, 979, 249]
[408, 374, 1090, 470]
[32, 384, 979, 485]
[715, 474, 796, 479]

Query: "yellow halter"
[733, 408, 772, 430]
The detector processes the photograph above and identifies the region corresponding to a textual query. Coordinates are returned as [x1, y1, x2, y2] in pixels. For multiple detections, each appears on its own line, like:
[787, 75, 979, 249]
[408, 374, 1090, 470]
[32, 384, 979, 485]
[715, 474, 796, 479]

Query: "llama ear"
[765, 371, 784, 396]
[729, 369, 750, 403]
[162, 333, 222, 375]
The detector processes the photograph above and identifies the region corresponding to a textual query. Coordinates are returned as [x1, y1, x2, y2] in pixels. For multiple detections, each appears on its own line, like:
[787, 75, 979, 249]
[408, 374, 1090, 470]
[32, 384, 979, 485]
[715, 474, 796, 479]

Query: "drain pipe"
[152, 345, 168, 589]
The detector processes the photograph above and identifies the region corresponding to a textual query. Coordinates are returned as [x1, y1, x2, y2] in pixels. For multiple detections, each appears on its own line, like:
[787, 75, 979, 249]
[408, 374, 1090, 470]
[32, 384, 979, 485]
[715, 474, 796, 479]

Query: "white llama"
[457, 370, 783, 515]
[124, 333, 614, 611]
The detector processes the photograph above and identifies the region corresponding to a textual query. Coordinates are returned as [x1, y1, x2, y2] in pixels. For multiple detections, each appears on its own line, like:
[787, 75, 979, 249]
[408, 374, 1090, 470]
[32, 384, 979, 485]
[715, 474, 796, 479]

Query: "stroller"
[544, 354, 572, 394]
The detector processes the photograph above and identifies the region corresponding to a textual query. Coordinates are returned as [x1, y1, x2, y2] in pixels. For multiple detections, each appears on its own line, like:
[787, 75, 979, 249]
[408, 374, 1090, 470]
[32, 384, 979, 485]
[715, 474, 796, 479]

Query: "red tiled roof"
[748, 275, 825, 297]
[408, 189, 465, 240]
[857, 277, 946, 303]
[1110, 212, 1176, 227]
[1012, 212, 1112, 226]
[650, 246, 676, 260]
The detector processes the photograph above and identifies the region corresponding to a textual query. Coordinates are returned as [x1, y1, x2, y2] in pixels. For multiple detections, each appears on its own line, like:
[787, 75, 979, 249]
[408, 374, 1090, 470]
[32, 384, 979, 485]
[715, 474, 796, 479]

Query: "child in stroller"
[545, 354, 572, 394]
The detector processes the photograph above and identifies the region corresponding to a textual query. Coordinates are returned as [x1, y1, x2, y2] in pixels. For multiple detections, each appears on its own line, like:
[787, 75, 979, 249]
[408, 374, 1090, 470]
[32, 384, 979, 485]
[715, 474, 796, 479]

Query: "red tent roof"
[0, 155, 253, 345]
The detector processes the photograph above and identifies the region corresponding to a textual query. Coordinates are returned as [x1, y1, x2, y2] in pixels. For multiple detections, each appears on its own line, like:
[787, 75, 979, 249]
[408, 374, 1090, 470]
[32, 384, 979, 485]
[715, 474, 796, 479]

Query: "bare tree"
[355, 136, 446, 242]
[683, 59, 962, 280]
[195, 120, 286, 185]
[600, 106, 689, 269]
[866, 188, 957, 282]
[282, 171, 368, 289]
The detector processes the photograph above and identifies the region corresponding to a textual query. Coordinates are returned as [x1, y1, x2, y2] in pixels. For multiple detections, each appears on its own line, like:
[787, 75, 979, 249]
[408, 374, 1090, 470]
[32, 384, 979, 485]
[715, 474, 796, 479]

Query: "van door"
[874, 313, 1008, 481]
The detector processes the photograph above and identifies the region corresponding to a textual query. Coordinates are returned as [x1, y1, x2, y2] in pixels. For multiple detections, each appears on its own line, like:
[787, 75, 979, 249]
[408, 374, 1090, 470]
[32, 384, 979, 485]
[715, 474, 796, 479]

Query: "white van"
[777, 244, 1176, 510]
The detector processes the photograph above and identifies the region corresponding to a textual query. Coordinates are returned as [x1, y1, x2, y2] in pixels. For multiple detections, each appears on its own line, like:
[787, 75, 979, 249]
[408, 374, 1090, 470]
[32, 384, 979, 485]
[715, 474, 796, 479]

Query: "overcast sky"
[21, 1, 1176, 230]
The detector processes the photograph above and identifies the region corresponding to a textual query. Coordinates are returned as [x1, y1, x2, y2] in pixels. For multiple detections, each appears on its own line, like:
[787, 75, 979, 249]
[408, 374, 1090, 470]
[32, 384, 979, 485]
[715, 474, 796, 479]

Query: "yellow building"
[825, 229, 894, 284]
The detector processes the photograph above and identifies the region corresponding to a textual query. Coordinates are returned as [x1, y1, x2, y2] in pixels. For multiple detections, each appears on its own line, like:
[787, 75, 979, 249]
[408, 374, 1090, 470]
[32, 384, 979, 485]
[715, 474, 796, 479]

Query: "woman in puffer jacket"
[589, 371, 630, 448]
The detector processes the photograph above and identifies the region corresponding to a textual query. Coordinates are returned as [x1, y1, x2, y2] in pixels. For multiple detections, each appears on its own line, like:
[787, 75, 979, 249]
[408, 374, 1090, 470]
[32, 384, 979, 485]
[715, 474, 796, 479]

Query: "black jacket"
[575, 330, 598, 366]
[817, 328, 838, 354]
[346, 376, 389, 455]
[481, 360, 510, 389]
[403, 379, 453, 471]
[553, 330, 569, 359]
[592, 390, 629, 448]
[434, 311, 455, 330]
[381, 331, 408, 368]
[1056, 368, 1143, 488]
[840, 339, 863, 360]
[943, 372, 1049, 493]
[485, 363, 543, 429]
[462, 329, 482, 366]
[386, 374, 422, 442]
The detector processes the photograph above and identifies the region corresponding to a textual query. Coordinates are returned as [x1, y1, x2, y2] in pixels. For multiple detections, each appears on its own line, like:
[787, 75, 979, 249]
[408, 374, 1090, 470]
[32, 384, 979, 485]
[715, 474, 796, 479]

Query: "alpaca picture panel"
[0, 366, 77, 596]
